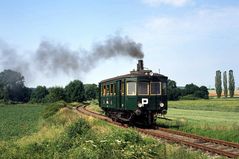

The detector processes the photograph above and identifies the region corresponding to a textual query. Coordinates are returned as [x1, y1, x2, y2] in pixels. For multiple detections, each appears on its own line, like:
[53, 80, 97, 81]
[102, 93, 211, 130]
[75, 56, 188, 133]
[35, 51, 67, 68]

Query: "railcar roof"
[100, 71, 168, 83]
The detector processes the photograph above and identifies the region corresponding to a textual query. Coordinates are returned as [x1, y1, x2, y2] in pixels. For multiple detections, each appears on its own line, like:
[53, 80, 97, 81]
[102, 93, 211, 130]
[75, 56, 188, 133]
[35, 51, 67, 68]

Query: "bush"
[42, 101, 66, 118]
[67, 119, 90, 138]
[121, 130, 142, 143]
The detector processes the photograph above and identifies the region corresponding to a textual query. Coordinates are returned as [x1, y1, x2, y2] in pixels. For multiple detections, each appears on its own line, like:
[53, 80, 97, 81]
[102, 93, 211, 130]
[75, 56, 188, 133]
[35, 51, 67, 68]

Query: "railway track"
[75, 106, 239, 158]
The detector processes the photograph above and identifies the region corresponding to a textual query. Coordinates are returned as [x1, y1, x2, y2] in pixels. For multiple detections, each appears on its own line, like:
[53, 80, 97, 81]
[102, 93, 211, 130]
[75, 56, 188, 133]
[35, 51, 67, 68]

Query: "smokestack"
[137, 60, 144, 71]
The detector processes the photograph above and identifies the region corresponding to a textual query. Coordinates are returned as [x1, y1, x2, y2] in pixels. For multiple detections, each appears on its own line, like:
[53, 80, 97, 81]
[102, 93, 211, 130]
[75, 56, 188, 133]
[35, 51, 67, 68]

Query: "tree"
[167, 80, 181, 100]
[223, 71, 228, 98]
[84, 84, 98, 100]
[46, 87, 65, 103]
[30, 86, 48, 103]
[229, 70, 235, 98]
[0, 83, 4, 99]
[183, 84, 208, 99]
[65, 80, 85, 102]
[198, 86, 209, 99]
[0, 69, 30, 102]
[184, 83, 199, 96]
[215, 70, 222, 98]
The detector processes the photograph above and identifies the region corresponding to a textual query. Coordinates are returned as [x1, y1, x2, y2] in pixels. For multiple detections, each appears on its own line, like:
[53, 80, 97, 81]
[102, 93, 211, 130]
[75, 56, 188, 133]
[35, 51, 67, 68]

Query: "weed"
[42, 101, 66, 119]
[67, 119, 90, 138]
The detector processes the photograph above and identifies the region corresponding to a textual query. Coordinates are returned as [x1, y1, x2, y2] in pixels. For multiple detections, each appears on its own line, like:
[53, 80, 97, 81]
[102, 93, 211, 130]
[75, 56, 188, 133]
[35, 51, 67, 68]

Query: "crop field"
[158, 98, 239, 143]
[0, 104, 45, 141]
[209, 90, 239, 97]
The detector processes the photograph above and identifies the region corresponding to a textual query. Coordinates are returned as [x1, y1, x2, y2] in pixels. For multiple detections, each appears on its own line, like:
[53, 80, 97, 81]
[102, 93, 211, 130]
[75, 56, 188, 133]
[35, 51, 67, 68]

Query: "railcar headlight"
[159, 102, 164, 107]
[138, 103, 144, 108]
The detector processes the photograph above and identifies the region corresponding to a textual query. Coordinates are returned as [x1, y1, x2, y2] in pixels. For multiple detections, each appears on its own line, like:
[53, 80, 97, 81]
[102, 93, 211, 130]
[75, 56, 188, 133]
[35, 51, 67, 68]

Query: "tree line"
[215, 70, 235, 98]
[0, 70, 98, 103]
[0, 69, 210, 103]
[167, 80, 209, 100]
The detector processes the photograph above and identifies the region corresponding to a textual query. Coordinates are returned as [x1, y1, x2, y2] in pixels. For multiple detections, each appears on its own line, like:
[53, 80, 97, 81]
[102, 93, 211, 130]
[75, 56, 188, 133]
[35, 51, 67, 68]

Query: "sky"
[0, 0, 238, 88]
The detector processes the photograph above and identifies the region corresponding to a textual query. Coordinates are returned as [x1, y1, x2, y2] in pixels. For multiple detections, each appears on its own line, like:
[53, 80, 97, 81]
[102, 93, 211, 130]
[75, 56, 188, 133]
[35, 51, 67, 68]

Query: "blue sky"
[0, 0, 239, 88]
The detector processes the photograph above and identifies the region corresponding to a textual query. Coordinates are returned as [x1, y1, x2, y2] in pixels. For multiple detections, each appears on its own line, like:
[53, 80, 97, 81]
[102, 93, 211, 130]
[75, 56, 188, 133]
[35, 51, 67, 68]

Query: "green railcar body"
[99, 64, 168, 125]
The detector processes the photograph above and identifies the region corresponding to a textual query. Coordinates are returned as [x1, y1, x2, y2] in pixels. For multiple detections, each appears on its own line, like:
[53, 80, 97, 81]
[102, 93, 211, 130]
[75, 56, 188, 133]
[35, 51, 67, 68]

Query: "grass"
[157, 98, 239, 143]
[0, 102, 214, 159]
[0, 103, 46, 141]
[158, 108, 239, 143]
[88, 99, 239, 143]
[87, 99, 104, 114]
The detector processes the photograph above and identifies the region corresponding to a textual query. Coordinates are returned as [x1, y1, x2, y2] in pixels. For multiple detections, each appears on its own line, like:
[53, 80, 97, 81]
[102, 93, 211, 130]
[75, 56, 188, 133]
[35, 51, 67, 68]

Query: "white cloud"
[142, 0, 191, 7]
[126, 6, 239, 87]
[132, 6, 239, 45]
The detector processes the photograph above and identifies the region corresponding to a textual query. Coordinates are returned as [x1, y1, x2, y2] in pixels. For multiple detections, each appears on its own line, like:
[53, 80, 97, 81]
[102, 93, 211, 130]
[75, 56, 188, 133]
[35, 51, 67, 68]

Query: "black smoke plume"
[0, 35, 144, 82]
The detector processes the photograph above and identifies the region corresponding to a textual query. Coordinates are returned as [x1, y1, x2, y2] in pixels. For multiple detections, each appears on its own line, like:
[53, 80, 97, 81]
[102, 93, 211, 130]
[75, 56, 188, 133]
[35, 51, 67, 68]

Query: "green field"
[157, 98, 239, 143]
[0, 104, 46, 140]
[168, 98, 239, 112]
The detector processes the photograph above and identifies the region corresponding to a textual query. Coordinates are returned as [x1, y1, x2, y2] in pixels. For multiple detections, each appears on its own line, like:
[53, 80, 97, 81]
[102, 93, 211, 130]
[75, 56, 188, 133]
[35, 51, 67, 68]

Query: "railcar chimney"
[137, 60, 144, 71]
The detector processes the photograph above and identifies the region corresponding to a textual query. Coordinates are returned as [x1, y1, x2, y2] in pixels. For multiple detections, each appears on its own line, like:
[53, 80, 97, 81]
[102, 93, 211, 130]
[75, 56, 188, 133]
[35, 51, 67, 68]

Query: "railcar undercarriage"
[103, 108, 157, 126]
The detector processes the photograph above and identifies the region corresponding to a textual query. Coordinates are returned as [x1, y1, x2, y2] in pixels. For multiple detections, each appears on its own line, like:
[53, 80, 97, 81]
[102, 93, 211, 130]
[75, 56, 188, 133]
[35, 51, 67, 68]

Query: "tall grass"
[0, 104, 212, 159]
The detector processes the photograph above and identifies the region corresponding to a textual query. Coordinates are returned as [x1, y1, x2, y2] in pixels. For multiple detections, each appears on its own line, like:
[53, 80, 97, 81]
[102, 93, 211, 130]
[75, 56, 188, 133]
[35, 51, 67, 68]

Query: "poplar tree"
[215, 70, 222, 98]
[223, 71, 228, 98]
[229, 70, 235, 98]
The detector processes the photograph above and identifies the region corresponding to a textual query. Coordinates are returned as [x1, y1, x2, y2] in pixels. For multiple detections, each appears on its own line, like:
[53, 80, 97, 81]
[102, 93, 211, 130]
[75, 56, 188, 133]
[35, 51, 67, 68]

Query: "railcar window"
[162, 82, 167, 95]
[127, 82, 136, 95]
[103, 84, 106, 96]
[138, 82, 149, 95]
[150, 82, 161, 95]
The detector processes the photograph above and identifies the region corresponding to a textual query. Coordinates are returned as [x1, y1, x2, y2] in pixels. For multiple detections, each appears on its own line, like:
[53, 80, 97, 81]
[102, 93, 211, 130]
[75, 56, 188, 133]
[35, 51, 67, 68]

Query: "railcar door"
[116, 80, 121, 109]
[120, 80, 125, 110]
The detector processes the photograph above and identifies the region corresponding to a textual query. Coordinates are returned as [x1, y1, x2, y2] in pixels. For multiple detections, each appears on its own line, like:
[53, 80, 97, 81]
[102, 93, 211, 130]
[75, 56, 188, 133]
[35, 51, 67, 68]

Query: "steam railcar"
[99, 60, 168, 125]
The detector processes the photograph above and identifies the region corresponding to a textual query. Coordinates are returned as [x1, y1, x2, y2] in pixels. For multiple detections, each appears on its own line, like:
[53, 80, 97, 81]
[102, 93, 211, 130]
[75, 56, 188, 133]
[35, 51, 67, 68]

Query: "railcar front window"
[151, 82, 161, 95]
[127, 82, 136, 95]
[138, 82, 149, 95]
